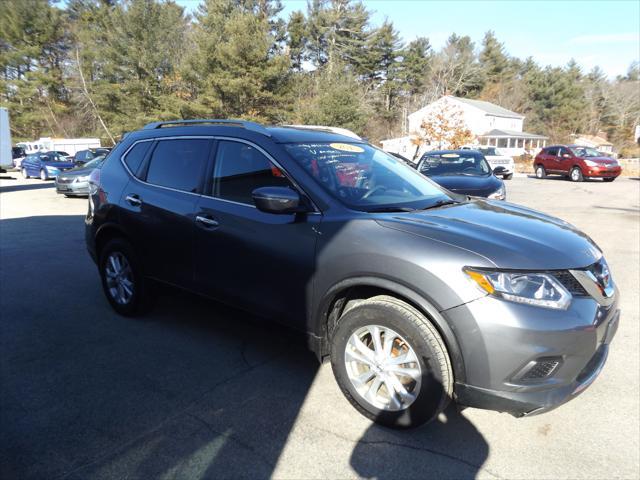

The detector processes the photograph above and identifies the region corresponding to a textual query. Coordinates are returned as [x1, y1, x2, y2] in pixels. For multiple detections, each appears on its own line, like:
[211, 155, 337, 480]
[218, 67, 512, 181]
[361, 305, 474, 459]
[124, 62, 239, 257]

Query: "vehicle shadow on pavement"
[1, 215, 490, 480]
[351, 404, 490, 479]
[0, 182, 54, 193]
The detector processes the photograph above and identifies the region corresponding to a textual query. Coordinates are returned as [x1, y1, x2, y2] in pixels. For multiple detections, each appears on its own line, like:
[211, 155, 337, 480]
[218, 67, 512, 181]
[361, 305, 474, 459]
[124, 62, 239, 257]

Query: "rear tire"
[99, 238, 152, 316]
[330, 295, 453, 429]
[535, 165, 546, 179]
[570, 167, 584, 182]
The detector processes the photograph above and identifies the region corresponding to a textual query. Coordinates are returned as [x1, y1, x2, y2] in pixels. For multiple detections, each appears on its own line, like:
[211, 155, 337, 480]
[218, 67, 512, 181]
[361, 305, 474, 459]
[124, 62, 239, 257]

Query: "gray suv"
[86, 120, 620, 428]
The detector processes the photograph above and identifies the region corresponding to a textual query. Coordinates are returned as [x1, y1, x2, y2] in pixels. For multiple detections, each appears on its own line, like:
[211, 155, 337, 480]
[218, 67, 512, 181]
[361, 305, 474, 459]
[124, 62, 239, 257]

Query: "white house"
[382, 95, 547, 159]
[571, 133, 614, 154]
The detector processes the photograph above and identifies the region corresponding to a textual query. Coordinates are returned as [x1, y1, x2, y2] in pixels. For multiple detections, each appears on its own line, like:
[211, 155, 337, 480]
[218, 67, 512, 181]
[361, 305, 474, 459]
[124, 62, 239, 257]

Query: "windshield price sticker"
[330, 143, 365, 153]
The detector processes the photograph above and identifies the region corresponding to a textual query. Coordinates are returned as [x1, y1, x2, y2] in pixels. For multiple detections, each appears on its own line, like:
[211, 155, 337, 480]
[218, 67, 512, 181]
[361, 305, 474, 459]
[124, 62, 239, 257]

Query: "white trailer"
[38, 137, 102, 156]
[0, 107, 11, 166]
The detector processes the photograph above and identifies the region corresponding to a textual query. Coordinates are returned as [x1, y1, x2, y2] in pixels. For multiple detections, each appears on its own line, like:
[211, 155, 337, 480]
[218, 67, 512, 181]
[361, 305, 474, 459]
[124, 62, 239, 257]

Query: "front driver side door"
[194, 139, 321, 329]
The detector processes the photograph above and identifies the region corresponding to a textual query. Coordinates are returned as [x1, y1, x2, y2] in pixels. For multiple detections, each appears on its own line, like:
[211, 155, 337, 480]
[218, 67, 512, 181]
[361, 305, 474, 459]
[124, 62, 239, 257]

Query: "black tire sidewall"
[99, 238, 146, 316]
[331, 302, 449, 428]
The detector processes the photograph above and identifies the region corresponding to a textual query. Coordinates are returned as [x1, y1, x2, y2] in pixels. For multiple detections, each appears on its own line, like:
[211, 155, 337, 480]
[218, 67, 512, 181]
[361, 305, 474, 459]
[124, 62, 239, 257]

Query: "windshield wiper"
[366, 206, 417, 213]
[419, 199, 459, 210]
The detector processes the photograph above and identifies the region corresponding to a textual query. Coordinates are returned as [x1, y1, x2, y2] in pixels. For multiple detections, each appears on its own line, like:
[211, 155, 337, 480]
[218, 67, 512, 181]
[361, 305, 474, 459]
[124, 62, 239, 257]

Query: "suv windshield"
[570, 146, 601, 157]
[420, 152, 491, 177]
[479, 148, 498, 156]
[284, 142, 452, 212]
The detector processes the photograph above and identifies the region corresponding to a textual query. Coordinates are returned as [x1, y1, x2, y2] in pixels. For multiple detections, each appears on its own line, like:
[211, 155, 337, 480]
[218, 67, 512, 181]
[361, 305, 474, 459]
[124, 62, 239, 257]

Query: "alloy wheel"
[571, 168, 582, 182]
[536, 167, 544, 178]
[40, 169, 47, 181]
[344, 325, 422, 411]
[104, 252, 135, 305]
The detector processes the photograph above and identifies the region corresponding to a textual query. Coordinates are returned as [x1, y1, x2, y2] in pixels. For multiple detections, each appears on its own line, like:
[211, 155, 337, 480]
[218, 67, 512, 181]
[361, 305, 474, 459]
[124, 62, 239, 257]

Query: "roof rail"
[142, 119, 271, 137]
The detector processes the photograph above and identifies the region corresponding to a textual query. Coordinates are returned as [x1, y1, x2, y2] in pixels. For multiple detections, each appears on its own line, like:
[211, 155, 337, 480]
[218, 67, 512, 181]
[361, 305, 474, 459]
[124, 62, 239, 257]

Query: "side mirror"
[562, 153, 571, 158]
[252, 186, 305, 214]
[493, 166, 507, 175]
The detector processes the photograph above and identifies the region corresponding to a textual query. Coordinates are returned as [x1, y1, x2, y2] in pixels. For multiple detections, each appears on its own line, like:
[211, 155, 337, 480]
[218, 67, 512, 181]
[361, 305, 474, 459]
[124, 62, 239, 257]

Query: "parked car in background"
[55, 155, 106, 196]
[534, 145, 622, 182]
[416, 150, 506, 200]
[12, 146, 26, 168]
[21, 151, 76, 180]
[86, 119, 619, 428]
[74, 147, 111, 165]
[477, 147, 514, 180]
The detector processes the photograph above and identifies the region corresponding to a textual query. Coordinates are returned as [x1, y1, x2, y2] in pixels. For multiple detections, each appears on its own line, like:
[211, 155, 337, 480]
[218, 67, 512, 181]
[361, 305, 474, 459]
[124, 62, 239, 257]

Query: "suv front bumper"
[445, 291, 619, 416]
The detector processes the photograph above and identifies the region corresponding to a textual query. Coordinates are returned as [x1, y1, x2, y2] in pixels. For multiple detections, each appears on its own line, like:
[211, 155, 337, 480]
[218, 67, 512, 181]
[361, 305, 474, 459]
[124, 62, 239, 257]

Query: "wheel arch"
[95, 222, 131, 259]
[314, 276, 466, 384]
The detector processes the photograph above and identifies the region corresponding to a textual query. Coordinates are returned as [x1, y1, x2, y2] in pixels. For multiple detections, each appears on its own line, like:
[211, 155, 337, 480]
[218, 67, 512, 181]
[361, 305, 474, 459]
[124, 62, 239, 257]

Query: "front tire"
[330, 295, 453, 429]
[40, 169, 48, 181]
[99, 238, 152, 316]
[22, 168, 29, 179]
[535, 165, 546, 179]
[570, 166, 584, 182]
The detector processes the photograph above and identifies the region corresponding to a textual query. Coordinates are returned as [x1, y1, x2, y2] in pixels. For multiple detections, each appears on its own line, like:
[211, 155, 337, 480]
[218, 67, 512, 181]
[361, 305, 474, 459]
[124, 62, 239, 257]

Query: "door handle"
[125, 194, 142, 207]
[195, 215, 219, 228]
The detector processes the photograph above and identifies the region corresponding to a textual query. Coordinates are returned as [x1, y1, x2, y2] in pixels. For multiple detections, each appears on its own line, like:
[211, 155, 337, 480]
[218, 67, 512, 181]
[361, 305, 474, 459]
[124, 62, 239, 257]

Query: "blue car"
[21, 151, 76, 180]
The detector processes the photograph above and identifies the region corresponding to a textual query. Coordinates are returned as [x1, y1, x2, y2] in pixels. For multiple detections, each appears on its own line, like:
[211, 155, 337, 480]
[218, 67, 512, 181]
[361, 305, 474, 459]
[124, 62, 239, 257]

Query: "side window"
[558, 147, 570, 157]
[546, 147, 558, 156]
[123, 142, 152, 178]
[145, 139, 210, 193]
[212, 141, 292, 205]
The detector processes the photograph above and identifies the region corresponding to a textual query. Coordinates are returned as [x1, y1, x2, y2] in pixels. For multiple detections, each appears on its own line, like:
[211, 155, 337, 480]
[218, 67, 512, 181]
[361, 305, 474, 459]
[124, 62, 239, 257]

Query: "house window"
[498, 138, 508, 148]
[517, 138, 524, 148]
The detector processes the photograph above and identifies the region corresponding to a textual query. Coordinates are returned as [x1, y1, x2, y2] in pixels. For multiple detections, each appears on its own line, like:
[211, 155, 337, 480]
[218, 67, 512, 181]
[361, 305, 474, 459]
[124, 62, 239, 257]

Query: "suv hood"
[375, 199, 601, 270]
[582, 156, 617, 165]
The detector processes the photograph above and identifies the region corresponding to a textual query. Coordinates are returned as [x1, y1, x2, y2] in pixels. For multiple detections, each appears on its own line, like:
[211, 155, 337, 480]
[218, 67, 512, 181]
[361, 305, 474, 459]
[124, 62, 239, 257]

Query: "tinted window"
[546, 147, 559, 156]
[212, 141, 292, 205]
[146, 139, 210, 192]
[558, 147, 571, 157]
[123, 142, 152, 177]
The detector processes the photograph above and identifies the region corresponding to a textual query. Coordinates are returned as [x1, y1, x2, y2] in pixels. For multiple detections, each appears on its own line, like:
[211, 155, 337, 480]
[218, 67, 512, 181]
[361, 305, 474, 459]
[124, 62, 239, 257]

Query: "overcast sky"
[176, 0, 640, 78]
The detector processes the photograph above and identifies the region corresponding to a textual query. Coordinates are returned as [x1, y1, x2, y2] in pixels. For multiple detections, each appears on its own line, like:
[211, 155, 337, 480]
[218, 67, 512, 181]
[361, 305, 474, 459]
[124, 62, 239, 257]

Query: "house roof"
[479, 128, 548, 139]
[572, 134, 613, 146]
[450, 96, 525, 119]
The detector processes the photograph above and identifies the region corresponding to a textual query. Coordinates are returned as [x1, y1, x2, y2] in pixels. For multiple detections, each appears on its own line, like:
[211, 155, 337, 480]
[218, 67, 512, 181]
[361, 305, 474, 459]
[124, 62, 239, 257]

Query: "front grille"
[57, 177, 73, 184]
[520, 358, 562, 380]
[554, 271, 588, 296]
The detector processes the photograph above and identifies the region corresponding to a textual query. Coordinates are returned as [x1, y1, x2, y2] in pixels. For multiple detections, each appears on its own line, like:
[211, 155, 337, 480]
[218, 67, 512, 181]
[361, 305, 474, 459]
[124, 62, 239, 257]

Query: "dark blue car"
[21, 151, 76, 180]
[416, 150, 506, 200]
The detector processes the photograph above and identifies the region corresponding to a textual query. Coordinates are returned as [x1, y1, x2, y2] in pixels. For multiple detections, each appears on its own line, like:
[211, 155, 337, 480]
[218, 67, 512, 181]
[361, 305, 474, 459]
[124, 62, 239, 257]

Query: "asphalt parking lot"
[1, 174, 639, 479]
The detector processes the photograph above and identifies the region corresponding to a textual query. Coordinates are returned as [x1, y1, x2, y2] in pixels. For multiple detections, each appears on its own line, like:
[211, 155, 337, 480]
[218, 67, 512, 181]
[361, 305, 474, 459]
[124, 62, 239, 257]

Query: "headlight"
[488, 185, 506, 200]
[584, 160, 599, 167]
[74, 175, 90, 183]
[45, 166, 59, 172]
[463, 268, 571, 309]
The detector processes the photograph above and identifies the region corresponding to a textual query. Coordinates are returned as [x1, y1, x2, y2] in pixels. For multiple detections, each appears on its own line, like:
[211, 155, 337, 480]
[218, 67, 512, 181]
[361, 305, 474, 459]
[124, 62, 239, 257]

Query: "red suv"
[534, 145, 622, 182]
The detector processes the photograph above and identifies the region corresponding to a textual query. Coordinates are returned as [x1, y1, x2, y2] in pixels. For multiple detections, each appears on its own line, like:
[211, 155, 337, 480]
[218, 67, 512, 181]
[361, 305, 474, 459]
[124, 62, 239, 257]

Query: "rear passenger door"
[193, 139, 320, 328]
[544, 147, 559, 172]
[119, 137, 213, 288]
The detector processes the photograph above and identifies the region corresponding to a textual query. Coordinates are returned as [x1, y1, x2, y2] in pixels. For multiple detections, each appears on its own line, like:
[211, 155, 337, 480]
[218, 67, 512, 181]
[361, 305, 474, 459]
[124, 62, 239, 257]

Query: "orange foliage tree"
[419, 101, 474, 149]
